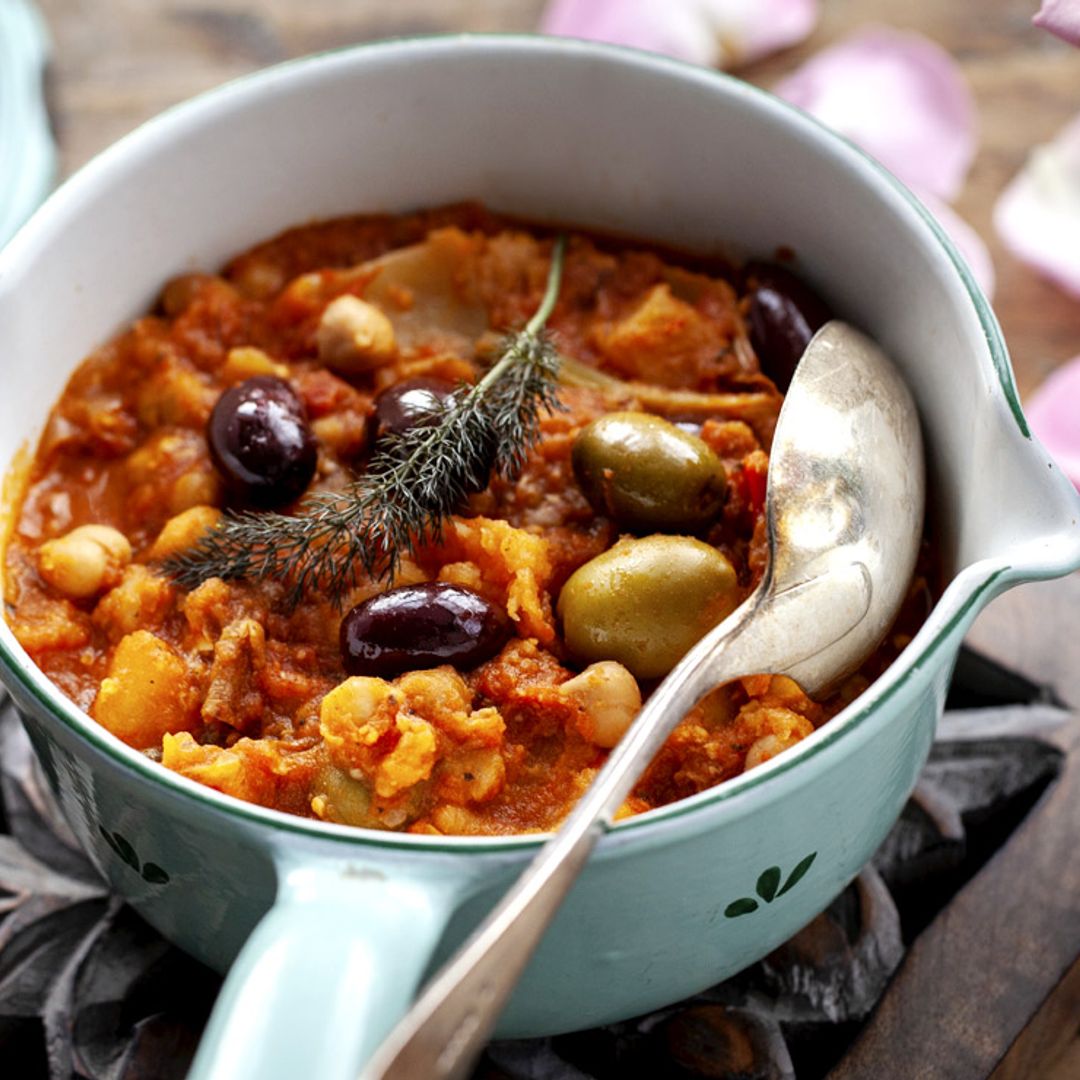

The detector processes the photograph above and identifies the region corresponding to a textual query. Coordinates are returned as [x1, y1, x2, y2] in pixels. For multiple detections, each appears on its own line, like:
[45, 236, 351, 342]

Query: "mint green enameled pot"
[1, 37, 1078, 1080]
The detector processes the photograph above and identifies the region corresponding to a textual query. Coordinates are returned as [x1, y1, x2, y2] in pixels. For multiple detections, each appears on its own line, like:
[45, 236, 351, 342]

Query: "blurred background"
[17, 0, 1080, 399]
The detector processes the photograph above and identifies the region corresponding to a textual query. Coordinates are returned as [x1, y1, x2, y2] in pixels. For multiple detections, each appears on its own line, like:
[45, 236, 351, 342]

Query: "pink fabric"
[1025, 355, 1080, 490]
[539, 0, 819, 68]
[994, 113, 1080, 299]
[1034, 0, 1080, 47]
[775, 26, 976, 202]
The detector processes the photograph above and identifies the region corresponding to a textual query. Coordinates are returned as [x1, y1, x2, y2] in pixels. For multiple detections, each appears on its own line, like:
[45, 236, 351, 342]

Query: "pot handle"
[186, 859, 456, 1080]
[986, 415, 1080, 582]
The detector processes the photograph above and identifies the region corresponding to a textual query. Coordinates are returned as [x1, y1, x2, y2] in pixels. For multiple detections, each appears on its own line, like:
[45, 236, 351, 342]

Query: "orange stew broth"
[3, 204, 934, 835]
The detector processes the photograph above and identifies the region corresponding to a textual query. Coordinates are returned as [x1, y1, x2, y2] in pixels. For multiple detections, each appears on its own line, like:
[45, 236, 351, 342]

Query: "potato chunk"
[93, 631, 198, 749]
[221, 345, 289, 383]
[162, 731, 318, 814]
[148, 505, 222, 560]
[592, 282, 729, 387]
[427, 516, 556, 645]
[93, 564, 175, 642]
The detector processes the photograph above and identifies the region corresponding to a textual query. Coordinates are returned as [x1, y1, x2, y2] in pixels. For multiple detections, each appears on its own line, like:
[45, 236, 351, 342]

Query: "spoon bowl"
[359, 319, 926, 1080]
[746, 319, 925, 695]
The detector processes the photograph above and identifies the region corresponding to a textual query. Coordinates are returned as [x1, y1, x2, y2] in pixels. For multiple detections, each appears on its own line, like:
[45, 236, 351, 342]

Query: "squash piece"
[93, 631, 198, 750]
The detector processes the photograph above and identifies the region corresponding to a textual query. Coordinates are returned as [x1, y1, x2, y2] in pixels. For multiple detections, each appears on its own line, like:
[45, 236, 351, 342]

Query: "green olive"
[572, 412, 726, 531]
[313, 763, 375, 827]
[557, 535, 740, 679]
[312, 763, 425, 830]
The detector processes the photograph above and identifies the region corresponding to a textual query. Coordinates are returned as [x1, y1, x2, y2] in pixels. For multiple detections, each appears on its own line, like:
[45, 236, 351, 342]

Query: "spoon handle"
[360, 562, 871, 1080]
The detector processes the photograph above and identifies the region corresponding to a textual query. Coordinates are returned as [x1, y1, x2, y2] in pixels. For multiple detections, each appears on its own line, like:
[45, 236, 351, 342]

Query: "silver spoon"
[361, 320, 925, 1080]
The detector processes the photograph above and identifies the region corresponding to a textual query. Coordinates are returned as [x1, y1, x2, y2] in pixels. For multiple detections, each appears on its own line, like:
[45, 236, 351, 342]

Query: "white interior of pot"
[0, 38, 1037, 606]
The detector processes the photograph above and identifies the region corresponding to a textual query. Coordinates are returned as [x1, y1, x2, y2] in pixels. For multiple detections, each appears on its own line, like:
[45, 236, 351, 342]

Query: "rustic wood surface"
[27, 0, 1080, 1076]
[827, 576, 1080, 1080]
[836, 582, 1080, 1079]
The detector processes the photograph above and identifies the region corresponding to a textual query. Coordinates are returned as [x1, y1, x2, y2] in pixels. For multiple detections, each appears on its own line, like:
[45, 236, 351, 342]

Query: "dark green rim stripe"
[0, 567, 1003, 851]
[0, 35, 1020, 854]
[613, 567, 1006, 831]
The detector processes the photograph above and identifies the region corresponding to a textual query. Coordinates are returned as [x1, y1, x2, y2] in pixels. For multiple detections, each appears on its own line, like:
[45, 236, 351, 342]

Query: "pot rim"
[0, 33, 1032, 855]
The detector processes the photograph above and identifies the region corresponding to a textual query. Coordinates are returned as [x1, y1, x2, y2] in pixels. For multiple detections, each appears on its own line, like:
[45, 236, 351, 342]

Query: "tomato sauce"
[3, 205, 933, 834]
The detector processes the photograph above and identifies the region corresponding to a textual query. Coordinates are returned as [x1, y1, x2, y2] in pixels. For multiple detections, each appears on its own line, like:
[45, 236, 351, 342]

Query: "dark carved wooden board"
[836, 578, 1080, 1080]
[0, 647, 1071, 1079]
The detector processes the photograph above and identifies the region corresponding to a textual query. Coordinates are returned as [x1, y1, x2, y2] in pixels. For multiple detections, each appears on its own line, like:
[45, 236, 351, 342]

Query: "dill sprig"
[164, 235, 567, 605]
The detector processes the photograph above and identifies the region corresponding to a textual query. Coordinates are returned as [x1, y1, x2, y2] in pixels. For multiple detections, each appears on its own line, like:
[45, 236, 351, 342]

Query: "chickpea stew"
[3, 204, 934, 835]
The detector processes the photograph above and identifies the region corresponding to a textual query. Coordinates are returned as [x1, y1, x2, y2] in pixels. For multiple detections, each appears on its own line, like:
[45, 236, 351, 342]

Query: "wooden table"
[30, 0, 1080, 1075]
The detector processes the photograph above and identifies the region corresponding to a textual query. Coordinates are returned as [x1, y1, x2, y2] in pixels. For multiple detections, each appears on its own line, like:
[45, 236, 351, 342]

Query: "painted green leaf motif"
[110, 832, 139, 871]
[777, 851, 817, 897]
[724, 897, 759, 918]
[100, 826, 138, 871]
[724, 852, 818, 918]
[756, 866, 781, 903]
[98, 825, 170, 885]
[142, 863, 170, 885]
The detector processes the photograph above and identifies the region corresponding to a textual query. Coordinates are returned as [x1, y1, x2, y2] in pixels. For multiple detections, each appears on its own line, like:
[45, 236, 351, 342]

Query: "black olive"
[207, 376, 317, 507]
[372, 377, 495, 496]
[371, 377, 457, 441]
[340, 582, 511, 678]
[745, 262, 832, 391]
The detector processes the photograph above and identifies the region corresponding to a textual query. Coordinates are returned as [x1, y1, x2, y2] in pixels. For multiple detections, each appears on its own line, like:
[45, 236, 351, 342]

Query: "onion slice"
[361, 231, 489, 352]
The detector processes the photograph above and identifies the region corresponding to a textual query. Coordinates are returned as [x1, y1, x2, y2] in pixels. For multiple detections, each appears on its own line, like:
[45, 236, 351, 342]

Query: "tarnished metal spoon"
[361, 320, 925, 1080]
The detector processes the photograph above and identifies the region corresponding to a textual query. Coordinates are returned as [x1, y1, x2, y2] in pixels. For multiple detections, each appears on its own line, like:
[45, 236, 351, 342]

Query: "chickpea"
[38, 524, 132, 599]
[317, 295, 397, 372]
[744, 734, 788, 771]
[560, 661, 642, 748]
